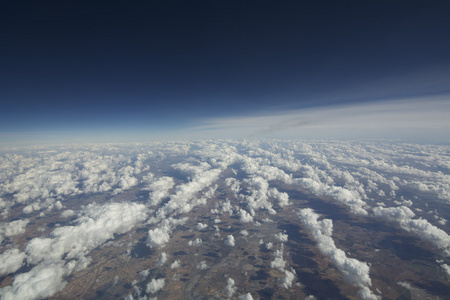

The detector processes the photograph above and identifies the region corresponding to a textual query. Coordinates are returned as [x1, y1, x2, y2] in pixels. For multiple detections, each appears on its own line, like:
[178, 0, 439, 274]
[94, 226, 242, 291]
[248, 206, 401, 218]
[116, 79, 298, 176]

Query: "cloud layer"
[0, 139, 449, 299]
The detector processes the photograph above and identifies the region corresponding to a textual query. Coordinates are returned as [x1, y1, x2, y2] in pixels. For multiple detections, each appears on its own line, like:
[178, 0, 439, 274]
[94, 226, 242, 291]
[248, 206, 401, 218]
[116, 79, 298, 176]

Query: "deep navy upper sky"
[1, 0, 450, 143]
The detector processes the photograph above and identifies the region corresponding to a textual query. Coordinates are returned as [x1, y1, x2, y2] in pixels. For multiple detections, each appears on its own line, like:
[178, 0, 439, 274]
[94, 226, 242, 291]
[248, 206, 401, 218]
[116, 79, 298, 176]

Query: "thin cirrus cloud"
[184, 96, 450, 143]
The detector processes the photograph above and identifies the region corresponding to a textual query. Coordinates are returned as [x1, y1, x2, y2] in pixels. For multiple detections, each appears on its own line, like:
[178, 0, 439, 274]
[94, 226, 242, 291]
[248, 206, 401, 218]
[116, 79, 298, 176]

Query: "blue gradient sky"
[1, 1, 450, 145]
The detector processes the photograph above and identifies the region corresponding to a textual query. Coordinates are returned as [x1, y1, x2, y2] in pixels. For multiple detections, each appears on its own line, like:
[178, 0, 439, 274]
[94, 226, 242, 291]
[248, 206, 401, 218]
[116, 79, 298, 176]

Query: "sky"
[1, 0, 450, 145]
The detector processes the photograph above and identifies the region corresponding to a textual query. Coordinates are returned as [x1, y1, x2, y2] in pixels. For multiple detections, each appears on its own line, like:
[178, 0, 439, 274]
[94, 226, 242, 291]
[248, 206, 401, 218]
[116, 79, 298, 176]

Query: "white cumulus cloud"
[146, 278, 165, 294]
[224, 235, 235, 247]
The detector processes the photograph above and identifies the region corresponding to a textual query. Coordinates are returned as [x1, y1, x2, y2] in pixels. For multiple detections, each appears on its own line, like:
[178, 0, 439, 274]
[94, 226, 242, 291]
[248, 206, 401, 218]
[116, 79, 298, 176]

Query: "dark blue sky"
[1, 0, 450, 144]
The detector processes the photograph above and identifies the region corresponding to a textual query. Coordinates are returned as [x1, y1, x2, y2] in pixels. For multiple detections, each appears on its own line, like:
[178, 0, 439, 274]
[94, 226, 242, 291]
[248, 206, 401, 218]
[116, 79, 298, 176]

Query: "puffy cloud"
[440, 264, 450, 276]
[225, 177, 240, 194]
[357, 286, 382, 300]
[219, 199, 234, 216]
[26, 202, 148, 264]
[224, 235, 235, 247]
[275, 232, 288, 243]
[60, 209, 75, 218]
[157, 252, 168, 266]
[225, 278, 236, 298]
[204, 184, 218, 198]
[245, 145, 301, 172]
[0, 201, 148, 300]
[64, 255, 92, 273]
[170, 260, 181, 269]
[397, 281, 412, 290]
[0, 145, 153, 215]
[146, 217, 187, 250]
[139, 269, 150, 279]
[0, 219, 29, 237]
[373, 206, 415, 222]
[23, 199, 53, 214]
[0, 144, 144, 192]
[53, 201, 63, 210]
[407, 181, 429, 192]
[145, 176, 175, 206]
[279, 269, 296, 289]
[188, 238, 203, 246]
[146, 278, 165, 294]
[405, 218, 450, 256]
[172, 161, 211, 176]
[239, 292, 254, 300]
[270, 250, 286, 271]
[0, 262, 67, 300]
[373, 206, 450, 256]
[113, 166, 139, 194]
[239, 209, 254, 223]
[8, 169, 79, 205]
[146, 223, 172, 248]
[3, 136, 450, 300]
[197, 261, 208, 270]
[154, 168, 223, 218]
[0, 248, 26, 276]
[239, 155, 292, 184]
[295, 178, 369, 216]
[0, 198, 8, 217]
[299, 208, 379, 299]
[124, 293, 134, 300]
[196, 223, 208, 230]
[269, 188, 290, 207]
[242, 177, 276, 214]
[333, 248, 373, 288]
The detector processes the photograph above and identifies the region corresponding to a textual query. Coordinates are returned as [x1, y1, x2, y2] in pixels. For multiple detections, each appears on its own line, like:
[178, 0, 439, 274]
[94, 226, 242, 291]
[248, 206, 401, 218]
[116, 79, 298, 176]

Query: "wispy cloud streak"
[184, 96, 450, 142]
